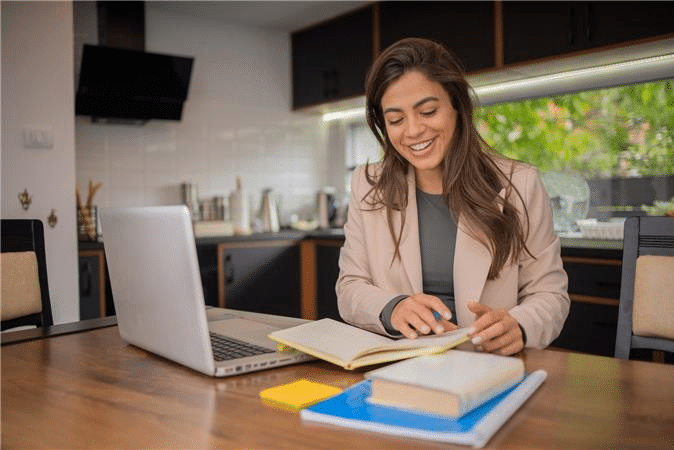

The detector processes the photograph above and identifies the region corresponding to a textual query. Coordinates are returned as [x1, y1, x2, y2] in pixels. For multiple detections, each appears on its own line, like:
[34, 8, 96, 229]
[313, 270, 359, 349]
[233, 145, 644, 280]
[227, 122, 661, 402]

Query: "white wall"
[1, 1, 79, 324]
[75, 3, 342, 225]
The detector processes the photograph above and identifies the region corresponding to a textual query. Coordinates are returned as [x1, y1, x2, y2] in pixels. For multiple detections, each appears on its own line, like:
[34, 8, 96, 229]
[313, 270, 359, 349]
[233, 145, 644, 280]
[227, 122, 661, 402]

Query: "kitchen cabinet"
[83, 233, 656, 359]
[378, 1, 495, 73]
[78, 246, 114, 319]
[196, 243, 220, 307]
[216, 239, 302, 318]
[551, 247, 622, 356]
[503, 1, 674, 65]
[291, 1, 673, 109]
[299, 238, 344, 321]
[316, 241, 343, 320]
[291, 5, 374, 109]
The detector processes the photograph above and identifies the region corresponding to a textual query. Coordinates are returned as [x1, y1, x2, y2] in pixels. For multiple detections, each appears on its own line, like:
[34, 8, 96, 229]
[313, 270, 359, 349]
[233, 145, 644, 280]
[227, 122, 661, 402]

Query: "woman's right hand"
[390, 293, 456, 339]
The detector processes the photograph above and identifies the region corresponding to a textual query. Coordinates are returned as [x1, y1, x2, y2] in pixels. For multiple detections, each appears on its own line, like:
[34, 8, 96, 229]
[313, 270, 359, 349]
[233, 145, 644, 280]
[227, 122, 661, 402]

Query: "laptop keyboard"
[209, 332, 275, 361]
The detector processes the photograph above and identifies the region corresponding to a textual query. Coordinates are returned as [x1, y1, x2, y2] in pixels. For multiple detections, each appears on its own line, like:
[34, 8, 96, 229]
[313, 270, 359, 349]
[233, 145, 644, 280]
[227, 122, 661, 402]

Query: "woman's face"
[380, 70, 457, 192]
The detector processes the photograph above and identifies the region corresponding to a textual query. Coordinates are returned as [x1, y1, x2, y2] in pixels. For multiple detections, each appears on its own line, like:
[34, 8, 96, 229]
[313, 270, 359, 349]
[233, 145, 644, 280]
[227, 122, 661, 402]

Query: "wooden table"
[2, 322, 673, 449]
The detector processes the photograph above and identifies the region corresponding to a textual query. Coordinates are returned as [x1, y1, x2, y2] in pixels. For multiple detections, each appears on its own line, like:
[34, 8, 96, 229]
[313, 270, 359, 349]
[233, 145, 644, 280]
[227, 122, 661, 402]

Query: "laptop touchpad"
[209, 318, 280, 349]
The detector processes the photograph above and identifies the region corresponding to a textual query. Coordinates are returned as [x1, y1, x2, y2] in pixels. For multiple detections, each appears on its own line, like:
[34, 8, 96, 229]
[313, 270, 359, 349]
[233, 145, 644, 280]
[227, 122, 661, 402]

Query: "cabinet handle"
[322, 71, 332, 99]
[322, 69, 339, 99]
[568, 4, 576, 46]
[80, 261, 92, 296]
[224, 253, 234, 285]
[330, 69, 339, 97]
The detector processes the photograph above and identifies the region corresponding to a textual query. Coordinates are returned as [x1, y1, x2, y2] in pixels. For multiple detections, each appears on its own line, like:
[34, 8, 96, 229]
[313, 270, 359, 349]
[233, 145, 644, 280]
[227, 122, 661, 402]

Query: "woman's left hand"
[466, 300, 524, 356]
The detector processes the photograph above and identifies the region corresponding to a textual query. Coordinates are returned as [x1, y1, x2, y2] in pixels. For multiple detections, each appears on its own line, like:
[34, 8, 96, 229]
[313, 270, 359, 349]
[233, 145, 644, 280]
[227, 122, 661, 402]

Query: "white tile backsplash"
[75, 6, 336, 221]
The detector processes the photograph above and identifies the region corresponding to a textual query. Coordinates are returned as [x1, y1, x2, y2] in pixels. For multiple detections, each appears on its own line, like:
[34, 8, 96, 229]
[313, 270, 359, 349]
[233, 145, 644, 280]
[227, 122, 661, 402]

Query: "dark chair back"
[615, 216, 674, 359]
[1, 219, 54, 330]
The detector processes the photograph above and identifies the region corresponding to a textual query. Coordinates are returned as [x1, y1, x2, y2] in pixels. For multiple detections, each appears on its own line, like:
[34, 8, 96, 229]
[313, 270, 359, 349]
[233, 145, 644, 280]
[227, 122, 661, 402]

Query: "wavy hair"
[363, 38, 531, 279]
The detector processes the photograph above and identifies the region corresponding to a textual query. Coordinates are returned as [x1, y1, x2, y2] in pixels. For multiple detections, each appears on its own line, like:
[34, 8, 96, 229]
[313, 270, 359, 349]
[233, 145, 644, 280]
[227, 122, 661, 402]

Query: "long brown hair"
[364, 37, 531, 279]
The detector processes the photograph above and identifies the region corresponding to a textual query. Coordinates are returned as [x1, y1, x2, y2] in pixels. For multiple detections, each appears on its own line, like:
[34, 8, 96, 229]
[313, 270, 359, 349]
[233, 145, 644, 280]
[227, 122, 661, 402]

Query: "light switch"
[22, 126, 54, 149]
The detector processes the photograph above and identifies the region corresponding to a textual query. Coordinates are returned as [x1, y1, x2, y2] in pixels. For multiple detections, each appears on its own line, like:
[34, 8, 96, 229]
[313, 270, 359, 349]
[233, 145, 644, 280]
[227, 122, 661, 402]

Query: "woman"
[336, 38, 569, 355]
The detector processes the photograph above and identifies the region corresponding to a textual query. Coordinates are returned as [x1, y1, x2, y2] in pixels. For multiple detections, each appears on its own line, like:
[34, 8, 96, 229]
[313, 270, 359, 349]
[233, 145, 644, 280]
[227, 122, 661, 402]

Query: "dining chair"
[614, 216, 674, 360]
[1, 219, 54, 331]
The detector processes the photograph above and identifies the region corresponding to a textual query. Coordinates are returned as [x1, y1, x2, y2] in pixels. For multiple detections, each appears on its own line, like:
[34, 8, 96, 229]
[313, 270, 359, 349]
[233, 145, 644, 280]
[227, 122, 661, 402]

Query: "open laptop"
[99, 205, 314, 377]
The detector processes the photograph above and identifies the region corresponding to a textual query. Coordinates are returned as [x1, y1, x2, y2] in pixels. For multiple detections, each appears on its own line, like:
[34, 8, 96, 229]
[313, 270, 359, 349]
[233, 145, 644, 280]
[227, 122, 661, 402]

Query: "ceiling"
[149, 1, 370, 32]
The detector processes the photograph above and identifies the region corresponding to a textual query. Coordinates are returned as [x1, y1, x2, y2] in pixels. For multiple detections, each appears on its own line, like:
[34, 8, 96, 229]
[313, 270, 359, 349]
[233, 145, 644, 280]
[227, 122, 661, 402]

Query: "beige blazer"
[336, 159, 570, 349]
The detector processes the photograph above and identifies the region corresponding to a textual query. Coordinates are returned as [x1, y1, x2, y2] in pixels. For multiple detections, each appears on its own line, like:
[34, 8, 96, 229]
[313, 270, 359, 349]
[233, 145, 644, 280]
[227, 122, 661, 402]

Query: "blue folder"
[300, 369, 547, 448]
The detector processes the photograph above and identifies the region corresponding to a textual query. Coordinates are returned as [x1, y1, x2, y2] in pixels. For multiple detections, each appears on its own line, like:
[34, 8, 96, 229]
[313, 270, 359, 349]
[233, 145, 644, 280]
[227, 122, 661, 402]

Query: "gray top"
[380, 189, 458, 334]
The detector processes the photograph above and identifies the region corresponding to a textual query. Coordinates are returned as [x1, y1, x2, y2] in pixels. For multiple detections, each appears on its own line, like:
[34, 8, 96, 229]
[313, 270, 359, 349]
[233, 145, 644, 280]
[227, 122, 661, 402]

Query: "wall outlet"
[22, 126, 54, 149]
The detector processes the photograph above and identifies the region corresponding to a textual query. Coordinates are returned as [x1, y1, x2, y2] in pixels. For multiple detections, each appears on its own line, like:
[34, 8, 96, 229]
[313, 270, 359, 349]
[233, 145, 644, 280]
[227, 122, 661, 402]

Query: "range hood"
[76, 44, 194, 123]
[75, 1, 194, 123]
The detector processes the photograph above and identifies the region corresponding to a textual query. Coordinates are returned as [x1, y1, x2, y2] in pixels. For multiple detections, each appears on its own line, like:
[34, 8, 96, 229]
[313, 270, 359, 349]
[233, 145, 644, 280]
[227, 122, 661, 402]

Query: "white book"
[365, 350, 525, 418]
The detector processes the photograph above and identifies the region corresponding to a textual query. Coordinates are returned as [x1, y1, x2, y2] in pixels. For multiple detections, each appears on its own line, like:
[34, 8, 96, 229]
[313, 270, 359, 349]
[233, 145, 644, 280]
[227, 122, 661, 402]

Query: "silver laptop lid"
[100, 205, 216, 375]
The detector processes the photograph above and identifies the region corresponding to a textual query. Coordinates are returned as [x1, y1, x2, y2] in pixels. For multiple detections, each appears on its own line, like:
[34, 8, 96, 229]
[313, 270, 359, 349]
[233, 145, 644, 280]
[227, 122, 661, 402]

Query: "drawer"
[551, 302, 618, 356]
[563, 258, 621, 300]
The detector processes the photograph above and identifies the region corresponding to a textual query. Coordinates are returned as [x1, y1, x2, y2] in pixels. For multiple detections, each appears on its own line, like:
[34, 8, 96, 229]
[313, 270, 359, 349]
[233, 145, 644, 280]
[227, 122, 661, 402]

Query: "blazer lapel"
[454, 187, 506, 325]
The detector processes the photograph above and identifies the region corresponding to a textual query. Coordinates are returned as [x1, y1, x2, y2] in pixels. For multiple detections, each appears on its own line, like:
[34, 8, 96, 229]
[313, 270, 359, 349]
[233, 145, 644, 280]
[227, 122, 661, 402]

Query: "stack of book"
[268, 319, 546, 447]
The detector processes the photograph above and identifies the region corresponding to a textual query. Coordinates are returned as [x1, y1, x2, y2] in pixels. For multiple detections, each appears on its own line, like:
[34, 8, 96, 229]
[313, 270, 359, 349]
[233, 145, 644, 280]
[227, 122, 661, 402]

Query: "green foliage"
[475, 79, 674, 178]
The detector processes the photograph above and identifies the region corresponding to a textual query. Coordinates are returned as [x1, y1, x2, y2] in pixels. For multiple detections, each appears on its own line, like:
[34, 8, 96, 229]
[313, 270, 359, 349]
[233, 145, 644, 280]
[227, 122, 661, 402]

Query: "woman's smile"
[409, 137, 436, 152]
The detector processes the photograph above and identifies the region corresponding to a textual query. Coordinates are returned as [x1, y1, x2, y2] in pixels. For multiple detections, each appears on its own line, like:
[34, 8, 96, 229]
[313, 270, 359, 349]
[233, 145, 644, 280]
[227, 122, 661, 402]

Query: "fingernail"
[467, 327, 476, 335]
[435, 326, 444, 334]
[444, 312, 451, 320]
[471, 335, 483, 345]
[409, 332, 417, 339]
[420, 326, 430, 334]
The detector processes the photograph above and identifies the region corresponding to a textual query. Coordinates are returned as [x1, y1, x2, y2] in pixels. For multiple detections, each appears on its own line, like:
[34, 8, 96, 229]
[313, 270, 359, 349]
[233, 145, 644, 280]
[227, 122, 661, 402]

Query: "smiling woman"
[336, 38, 570, 357]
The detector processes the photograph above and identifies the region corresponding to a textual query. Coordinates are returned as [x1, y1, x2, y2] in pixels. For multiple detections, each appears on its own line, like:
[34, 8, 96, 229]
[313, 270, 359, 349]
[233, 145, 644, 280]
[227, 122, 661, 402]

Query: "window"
[341, 79, 673, 233]
[344, 122, 382, 192]
[476, 79, 674, 231]
[346, 122, 381, 170]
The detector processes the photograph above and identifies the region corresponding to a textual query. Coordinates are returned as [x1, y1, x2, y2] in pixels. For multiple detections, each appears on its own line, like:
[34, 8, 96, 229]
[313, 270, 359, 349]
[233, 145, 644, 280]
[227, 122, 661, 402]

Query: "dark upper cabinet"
[292, 1, 672, 108]
[292, 5, 374, 109]
[579, 1, 674, 48]
[503, 1, 674, 64]
[379, 1, 495, 73]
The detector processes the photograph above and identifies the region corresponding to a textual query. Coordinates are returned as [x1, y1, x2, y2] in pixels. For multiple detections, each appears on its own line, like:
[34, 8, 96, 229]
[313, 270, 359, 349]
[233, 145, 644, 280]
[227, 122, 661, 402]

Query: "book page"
[359, 328, 469, 357]
[270, 319, 469, 364]
[270, 319, 396, 363]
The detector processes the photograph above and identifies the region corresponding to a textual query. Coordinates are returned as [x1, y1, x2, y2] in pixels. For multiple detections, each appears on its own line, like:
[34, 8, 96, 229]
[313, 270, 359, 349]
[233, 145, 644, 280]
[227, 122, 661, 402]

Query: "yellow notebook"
[260, 379, 342, 410]
[269, 318, 470, 370]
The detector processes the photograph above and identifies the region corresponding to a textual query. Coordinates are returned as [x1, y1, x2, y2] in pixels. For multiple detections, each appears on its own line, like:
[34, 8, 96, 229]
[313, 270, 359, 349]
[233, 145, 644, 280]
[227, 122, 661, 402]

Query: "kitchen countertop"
[81, 228, 623, 254]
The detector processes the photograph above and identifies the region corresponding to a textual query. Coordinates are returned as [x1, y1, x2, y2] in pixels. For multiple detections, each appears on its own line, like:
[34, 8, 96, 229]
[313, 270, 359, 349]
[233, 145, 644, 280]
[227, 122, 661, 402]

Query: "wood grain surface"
[2, 326, 673, 449]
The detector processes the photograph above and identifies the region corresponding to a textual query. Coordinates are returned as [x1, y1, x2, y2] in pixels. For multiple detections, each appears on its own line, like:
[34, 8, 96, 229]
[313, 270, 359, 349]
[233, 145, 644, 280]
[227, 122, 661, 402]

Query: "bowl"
[576, 218, 625, 240]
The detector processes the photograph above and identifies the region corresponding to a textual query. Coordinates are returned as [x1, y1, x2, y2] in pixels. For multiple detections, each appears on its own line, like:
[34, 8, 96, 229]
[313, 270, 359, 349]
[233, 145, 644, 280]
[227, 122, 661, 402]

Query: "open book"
[268, 318, 470, 370]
